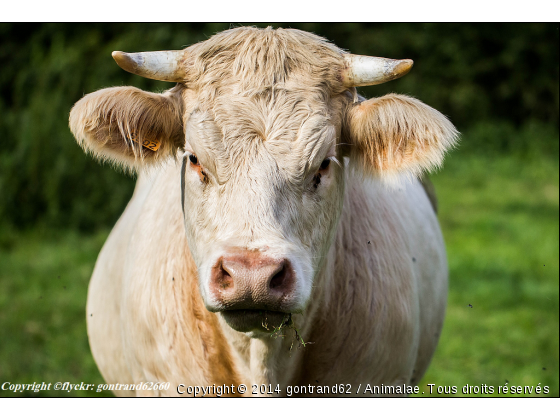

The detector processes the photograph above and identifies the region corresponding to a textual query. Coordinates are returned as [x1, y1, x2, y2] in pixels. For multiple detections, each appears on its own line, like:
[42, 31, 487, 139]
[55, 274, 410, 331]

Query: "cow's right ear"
[69, 87, 183, 171]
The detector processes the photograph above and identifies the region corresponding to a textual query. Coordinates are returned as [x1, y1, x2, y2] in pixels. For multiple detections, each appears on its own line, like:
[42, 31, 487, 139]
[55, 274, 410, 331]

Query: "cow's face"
[180, 89, 348, 332]
[70, 27, 458, 335]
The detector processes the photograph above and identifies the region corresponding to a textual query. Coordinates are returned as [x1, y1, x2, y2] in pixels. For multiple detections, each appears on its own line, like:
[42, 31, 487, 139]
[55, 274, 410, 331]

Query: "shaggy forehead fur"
[186, 92, 340, 184]
[182, 26, 348, 99]
[181, 27, 350, 181]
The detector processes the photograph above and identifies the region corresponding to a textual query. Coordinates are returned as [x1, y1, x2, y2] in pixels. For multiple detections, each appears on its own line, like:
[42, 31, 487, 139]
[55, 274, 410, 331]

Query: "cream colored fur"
[69, 86, 184, 172]
[344, 94, 458, 182]
[71, 27, 457, 396]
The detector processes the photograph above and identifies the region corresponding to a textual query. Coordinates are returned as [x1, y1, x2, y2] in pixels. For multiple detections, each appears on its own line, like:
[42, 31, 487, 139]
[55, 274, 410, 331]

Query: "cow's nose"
[209, 250, 295, 311]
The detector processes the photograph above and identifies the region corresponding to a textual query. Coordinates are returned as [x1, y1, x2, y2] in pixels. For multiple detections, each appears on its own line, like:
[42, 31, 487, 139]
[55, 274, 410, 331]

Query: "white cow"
[69, 27, 458, 396]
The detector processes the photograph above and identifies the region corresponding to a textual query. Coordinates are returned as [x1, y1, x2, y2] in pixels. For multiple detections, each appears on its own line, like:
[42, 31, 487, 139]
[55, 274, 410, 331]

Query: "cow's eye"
[320, 158, 330, 170]
[187, 153, 208, 183]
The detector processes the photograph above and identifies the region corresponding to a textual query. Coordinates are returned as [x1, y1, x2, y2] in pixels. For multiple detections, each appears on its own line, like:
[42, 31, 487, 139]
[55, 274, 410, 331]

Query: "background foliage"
[0, 23, 558, 397]
[0, 23, 557, 231]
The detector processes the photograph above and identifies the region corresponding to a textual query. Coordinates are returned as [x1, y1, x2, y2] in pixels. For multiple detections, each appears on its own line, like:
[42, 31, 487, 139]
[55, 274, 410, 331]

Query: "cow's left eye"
[312, 158, 331, 189]
[189, 154, 199, 165]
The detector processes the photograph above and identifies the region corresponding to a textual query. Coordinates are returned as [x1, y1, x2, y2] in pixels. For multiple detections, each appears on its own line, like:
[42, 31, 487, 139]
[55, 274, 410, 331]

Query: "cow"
[69, 26, 458, 396]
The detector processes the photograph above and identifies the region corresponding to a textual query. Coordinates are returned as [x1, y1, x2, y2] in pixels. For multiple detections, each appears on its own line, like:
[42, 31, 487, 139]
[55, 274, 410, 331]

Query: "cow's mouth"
[220, 309, 290, 333]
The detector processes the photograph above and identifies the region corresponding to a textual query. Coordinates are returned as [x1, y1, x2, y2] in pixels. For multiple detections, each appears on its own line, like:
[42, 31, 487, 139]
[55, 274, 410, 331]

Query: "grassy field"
[0, 229, 113, 396]
[0, 139, 558, 397]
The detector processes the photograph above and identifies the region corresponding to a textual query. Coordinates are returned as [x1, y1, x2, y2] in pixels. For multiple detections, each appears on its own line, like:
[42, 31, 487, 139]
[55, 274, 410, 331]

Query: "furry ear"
[344, 94, 458, 180]
[69, 87, 183, 172]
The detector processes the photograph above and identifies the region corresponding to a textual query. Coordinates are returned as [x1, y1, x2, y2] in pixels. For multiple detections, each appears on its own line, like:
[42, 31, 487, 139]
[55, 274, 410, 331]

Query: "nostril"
[219, 263, 234, 290]
[269, 265, 286, 290]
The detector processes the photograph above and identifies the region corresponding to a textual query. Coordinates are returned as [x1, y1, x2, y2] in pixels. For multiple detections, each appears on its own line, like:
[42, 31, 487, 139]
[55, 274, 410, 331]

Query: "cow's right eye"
[188, 153, 208, 183]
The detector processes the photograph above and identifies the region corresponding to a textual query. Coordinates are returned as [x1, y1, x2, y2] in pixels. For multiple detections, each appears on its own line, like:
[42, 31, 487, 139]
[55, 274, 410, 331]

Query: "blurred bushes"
[0, 23, 558, 231]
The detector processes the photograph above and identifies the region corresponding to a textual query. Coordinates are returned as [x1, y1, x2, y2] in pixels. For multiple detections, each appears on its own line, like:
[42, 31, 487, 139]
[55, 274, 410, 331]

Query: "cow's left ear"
[344, 94, 458, 180]
[69, 86, 184, 172]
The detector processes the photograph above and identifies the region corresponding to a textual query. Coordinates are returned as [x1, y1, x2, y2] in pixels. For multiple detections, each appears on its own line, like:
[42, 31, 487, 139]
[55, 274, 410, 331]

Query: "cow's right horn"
[342, 54, 413, 87]
[112, 50, 186, 82]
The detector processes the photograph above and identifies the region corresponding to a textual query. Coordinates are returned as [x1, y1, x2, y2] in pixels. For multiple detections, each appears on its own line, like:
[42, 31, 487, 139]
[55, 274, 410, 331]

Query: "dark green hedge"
[0, 23, 558, 231]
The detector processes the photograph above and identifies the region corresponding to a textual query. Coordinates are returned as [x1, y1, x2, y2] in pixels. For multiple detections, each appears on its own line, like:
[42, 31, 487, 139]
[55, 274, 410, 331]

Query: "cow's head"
[70, 27, 457, 335]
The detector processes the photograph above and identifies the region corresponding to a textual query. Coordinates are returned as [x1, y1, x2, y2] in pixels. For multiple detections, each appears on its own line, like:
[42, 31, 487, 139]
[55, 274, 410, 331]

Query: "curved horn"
[112, 50, 186, 82]
[342, 54, 413, 87]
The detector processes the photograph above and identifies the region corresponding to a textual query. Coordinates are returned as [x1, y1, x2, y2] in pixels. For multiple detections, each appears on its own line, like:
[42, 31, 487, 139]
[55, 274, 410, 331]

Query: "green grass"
[0, 229, 113, 396]
[0, 138, 558, 397]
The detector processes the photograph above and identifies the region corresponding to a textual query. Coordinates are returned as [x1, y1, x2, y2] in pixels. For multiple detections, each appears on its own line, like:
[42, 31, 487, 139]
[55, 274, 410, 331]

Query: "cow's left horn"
[112, 50, 186, 82]
[342, 54, 413, 87]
